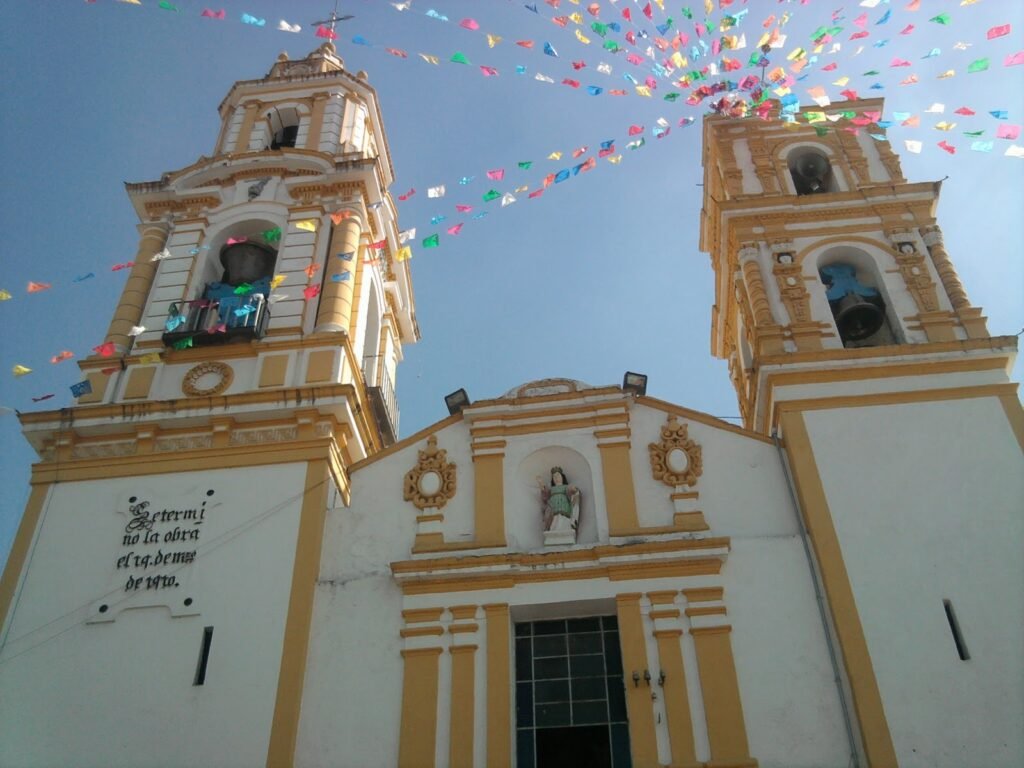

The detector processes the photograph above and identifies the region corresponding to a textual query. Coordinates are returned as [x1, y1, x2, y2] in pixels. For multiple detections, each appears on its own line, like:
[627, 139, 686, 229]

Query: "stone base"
[544, 529, 576, 546]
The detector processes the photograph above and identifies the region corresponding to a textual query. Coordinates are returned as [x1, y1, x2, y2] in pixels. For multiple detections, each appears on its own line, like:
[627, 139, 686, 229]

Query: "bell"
[220, 242, 276, 286]
[835, 292, 885, 341]
[794, 154, 830, 194]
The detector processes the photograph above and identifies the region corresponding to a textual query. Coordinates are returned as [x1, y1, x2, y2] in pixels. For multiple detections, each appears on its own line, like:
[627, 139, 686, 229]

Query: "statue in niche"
[536, 467, 581, 545]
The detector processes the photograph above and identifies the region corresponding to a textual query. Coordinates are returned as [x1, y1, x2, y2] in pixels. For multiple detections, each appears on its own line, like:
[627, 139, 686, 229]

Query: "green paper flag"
[233, 283, 253, 295]
[518, 161, 533, 170]
[967, 58, 990, 74]
[451, 52, 469, 65]
[664, 93, 680, 102]
[422, 234, 439, 248]
[929, 14, 950, 25]
[603, 41, 621, 52]
[862, 70, 880, 76]
[815, 126, 829, 137]
[263, 226, 282, 242]
[482, 189, 501, 202]
[172, 337, 194, 350]
[963, 130, 985, 137]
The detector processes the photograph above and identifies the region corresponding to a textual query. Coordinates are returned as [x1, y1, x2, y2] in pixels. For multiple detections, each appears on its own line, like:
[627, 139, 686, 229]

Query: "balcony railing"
[363, 357, 399, 447]
[162, 290, 270, 348]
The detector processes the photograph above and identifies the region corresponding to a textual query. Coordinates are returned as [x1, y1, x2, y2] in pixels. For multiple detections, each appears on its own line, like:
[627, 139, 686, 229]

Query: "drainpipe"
[772, 430, 860, 768]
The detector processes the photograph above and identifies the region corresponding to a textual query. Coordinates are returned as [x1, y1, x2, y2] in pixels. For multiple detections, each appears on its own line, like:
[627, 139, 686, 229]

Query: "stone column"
[233, 101, 262, 152]
[103, 222, 169, 354]
[738, 244, 786, 355]
[314, 215, 362, 332]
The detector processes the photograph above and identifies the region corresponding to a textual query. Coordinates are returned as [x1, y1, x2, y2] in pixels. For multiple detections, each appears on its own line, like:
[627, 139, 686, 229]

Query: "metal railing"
[362, 356, 399, 445]
[162, 292, 270, 347]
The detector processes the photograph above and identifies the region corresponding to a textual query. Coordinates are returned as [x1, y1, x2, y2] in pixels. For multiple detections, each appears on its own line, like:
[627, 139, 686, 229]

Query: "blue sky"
[1, 0, 1021, 565]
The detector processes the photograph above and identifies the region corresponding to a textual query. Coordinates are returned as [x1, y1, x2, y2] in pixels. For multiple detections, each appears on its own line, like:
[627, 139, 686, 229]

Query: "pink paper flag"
[996, 125, 1021, 140]
[954, 107, 975, 116]
[201, 9, 225, 20]
[1004, 52, 1024, 67]
[486, 169, 505, 181]
[93, 342, 116, 358]
[900, 25, 915, 35]
[480, 66, 499, 77]
[303, 285, 321, 300]
[446, 223, 464, 236]
[938, 141, 956, 155]
[628, 125, 644, 136]
[455, 204, 473, 212]
[987, 24, 1011, 40]
[459, 18, 479, 31]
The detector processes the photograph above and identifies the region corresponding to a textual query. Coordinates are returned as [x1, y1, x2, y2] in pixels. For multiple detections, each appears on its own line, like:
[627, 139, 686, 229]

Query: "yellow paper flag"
[833, 76, 850, 86]
[548, 151, 562, 160]
[271, 274, 287, 289]
[418, 53, 440, 65]
[486, 34, 502, 48]
[607, 155, 623, 164]
[295, 219, 318, 232]
[0, 289, 11, 301]
[937, 70, 956, 79]
[138, 353, 162, 365]
[395, 246, 412, 262]
[12, 365, 31, 377]
[635, 86, 652, 97]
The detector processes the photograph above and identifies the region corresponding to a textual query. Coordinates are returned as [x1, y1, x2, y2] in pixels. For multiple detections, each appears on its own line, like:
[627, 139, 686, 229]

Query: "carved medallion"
[403, 435, 457, 510]
[649, 415, 703, 488]
[181, 361, 234, 397]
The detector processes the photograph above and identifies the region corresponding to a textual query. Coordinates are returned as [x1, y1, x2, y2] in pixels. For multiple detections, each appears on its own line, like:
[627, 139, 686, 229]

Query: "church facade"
[1, 47, 1021, 768]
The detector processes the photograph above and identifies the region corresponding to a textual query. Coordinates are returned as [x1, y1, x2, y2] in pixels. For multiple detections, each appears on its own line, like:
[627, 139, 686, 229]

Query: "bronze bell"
[219, 241, 276, 285]
[835, 292, 885, 341]
[794, 154, 831, 194]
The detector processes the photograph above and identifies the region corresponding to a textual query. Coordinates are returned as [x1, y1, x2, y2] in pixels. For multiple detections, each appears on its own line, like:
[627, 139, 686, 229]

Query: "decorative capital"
[648, 415, 703, 488]
[403, 435, 457, 510]
[921, 225, 943, 248]
[737, 243, 760, 263]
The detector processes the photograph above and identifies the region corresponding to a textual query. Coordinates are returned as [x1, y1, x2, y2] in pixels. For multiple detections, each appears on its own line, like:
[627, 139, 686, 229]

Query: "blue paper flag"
[544, 42, 558, 57]
[70, 380, 93, 398]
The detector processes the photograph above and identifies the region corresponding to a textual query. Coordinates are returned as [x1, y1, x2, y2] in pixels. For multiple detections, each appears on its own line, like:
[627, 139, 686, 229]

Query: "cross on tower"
[311, 0, 354, 42]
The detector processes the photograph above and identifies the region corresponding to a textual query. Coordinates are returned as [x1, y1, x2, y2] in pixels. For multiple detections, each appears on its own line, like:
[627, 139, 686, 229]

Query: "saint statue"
[537, 467, 581, 545]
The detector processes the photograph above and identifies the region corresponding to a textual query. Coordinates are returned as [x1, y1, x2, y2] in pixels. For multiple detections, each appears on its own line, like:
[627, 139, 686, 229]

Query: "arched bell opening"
[819, 261, 897, 348]
[266, 106, 301, 150]
[162, 223, 281, 349]
[788, 148, 836, 196]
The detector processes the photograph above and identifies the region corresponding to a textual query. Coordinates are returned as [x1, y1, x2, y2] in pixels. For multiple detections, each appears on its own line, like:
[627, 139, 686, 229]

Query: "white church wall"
[0, 463, 309, 768]
[804, 397, 1024, 768]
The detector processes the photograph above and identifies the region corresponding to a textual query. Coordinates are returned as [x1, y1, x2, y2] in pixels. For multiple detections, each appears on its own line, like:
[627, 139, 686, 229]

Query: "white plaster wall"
[0, 463, 309, 768]
[296, 428, 426, 768]
[221, 107, 245, 154]
[804, 398, 1024, 767]
[731, 138, 763, 195]
[856, 131, 889, 183]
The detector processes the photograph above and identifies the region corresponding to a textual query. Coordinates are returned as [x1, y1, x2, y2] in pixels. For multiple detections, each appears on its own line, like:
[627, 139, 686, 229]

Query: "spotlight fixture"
[622, 371, 648, 397]
[444, 388, 471, 415]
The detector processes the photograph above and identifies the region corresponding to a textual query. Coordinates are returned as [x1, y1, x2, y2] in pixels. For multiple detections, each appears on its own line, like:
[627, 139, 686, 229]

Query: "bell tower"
[0, 44, 418, 768]
[699, 97, 1013, 434]
[76, 41, 416, 447]
[700, 100, 1023, 767]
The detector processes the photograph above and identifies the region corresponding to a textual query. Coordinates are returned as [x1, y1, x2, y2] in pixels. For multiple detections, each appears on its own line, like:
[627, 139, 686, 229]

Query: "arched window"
[788, 147, 837, 195]
[819, 262, 895, 348]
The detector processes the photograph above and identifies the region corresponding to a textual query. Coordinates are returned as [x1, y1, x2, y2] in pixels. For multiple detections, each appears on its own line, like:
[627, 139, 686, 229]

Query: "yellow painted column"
[398, 647, 443, 768]
[473, 453, 506, 547]
[780, 410, 898, 768]
[483, 603, 511, 768]
[615, 594, 659, 768]
[448, 644, 477, 768]
[265, 460, 330, 768]
[305, 93, 329, 151]
[103, 223, 169, 353]
[597, 439, 640, 536]
[315, 215, 362, 332]
[655, 628, 700, 768]
[690, 623, 756, 768]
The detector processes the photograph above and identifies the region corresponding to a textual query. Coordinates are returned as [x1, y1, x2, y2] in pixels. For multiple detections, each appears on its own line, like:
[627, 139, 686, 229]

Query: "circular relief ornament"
[182, 361, 234, 397]
[403, 435, 457, 510]
[648, 414, 703, 488]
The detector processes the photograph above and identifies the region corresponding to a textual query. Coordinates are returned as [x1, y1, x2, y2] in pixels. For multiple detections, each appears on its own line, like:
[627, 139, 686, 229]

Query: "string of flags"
[4, 0, 1023, 403]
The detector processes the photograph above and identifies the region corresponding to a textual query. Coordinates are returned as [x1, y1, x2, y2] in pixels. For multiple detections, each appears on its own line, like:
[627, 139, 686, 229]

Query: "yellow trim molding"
[0, 483, 51, 632]
[653, 628, 701, 768]
[265, 459, 331, 768]
[473, 453, 506, 547]
[780, 411, 897, 767]
[598, 441, 641, 535]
